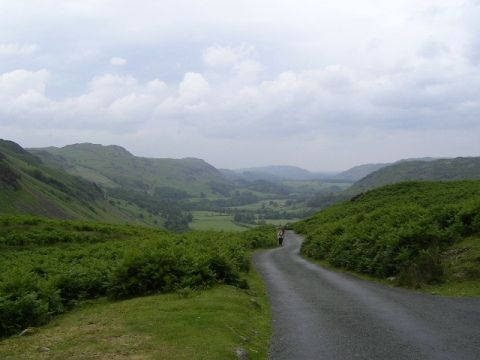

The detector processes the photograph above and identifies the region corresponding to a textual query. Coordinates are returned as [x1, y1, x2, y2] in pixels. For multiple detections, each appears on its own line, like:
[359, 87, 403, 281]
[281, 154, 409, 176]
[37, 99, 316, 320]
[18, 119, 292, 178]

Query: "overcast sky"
[1, 0, 479, 171]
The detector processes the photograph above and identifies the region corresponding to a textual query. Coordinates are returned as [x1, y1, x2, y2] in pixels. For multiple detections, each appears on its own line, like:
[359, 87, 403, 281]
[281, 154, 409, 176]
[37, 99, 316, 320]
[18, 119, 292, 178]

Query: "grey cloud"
[417, 40, 450, 59]
[0, 0, 479, 169]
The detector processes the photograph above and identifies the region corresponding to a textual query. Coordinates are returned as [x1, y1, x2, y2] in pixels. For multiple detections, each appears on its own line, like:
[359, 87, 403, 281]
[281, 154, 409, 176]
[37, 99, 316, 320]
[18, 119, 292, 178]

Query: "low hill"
[349, 157, 480, 193]
[295, 180, 480, 293]
[334, 163, 390, 182]
[30, 143, 232, 196]
[0, 139, 161, 226]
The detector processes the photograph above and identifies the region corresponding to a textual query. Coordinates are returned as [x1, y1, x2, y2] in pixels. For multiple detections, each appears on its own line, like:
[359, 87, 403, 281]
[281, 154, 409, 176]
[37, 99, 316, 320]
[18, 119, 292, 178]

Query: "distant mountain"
[29, 143, 232, 196]
[0, 139, 155, 224]
[348, 157, 480, 193]
[334, 158, 440, 182]
[334, 163, 390, 182]
[232, 165, 335, 181]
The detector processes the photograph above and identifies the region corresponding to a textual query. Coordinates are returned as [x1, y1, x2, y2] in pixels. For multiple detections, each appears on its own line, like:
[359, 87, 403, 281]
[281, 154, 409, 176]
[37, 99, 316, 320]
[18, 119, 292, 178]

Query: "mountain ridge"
[348, 156, 480, 193]
[29, 143, 229, 196]
[0, 139, 159, 225]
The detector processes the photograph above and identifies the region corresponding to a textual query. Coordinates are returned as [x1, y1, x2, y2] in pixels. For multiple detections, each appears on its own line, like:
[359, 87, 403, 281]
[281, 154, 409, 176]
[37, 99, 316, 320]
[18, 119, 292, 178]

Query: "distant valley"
[2, 138, 480, 231]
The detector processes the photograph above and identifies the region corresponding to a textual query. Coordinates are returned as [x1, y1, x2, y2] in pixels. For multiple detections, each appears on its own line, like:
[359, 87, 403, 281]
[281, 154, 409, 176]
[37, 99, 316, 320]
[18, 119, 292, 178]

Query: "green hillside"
[29, 143, 339, 229]
[0, 140, 162, 227]
[294, 181, 480, 294]
[349, 157, 480, 193]
[30, 143, 232, 196]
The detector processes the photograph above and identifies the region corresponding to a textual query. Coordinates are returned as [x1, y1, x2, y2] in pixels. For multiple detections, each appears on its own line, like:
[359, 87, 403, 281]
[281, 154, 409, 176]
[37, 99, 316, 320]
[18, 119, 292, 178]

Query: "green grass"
[190, 211, 247, 231]
[0, 268, 271, 359]
[424, 235, 480, 297]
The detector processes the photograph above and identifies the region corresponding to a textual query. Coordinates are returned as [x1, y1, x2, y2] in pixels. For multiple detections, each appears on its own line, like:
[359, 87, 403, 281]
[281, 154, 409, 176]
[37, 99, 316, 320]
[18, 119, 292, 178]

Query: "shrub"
[0, 271, 63, 337]
[295, 181, 480, 287]
[0, 216, 276, 337]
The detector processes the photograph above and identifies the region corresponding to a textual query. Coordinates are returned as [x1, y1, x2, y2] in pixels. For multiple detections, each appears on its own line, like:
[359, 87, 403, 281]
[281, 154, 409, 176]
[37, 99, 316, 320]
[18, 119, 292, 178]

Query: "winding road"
[254, 231, 480, 360]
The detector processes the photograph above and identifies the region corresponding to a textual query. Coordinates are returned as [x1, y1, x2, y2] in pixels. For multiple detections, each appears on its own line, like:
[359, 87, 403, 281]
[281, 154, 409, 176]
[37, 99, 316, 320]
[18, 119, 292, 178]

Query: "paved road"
[253, 232, 480, 360]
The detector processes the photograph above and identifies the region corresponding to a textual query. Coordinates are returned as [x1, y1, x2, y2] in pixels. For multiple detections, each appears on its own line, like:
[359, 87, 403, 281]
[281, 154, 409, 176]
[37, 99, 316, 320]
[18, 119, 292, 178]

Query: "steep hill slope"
[295, 180, 480, 293]
[30, 143, 232, 196]
[349, 157, 480, 193]
[0, 140, 160, 225]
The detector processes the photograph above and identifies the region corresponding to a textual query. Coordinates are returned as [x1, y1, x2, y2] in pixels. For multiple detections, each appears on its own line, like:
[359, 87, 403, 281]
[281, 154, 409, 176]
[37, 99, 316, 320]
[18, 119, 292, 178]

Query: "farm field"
[190, 211, 248, 231]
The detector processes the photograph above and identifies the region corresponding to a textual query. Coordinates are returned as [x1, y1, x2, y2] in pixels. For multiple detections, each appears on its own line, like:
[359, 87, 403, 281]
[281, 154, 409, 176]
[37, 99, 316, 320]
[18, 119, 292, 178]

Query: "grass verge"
[0, 263, 271, 359]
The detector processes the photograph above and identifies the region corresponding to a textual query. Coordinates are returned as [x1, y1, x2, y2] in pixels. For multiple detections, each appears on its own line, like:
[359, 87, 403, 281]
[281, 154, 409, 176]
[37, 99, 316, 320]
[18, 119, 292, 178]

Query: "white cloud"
[0, 1, 479, 169]
[0, 69, 49, 97]
[203, 44, 253, 67]
[178, 72, 210, 101]
[0, 43, 38, 56]
[110, 57, 127, 66]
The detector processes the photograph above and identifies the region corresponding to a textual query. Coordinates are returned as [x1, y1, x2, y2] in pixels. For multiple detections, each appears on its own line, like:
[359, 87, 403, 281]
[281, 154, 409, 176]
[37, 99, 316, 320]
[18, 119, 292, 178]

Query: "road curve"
[253, 231, 480, 360]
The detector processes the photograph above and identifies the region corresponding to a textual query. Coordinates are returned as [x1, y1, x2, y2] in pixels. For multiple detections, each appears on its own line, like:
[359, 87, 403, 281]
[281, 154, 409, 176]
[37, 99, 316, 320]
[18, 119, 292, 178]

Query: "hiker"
[277, 227, 285, 246]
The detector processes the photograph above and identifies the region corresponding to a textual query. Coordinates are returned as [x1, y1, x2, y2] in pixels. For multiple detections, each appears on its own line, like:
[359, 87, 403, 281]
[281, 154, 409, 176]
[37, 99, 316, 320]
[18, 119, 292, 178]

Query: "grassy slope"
[0, 269, 271, 359]
[294, 181, 480, 296]
[30, 143, 231, 196]
[0, 140, 162, 227]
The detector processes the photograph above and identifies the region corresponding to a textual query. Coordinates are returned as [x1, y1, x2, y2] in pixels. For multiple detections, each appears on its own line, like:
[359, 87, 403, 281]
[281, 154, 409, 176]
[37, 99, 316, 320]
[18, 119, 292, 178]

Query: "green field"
[233, 199, 288, 211]
[190, 211, 248, 231]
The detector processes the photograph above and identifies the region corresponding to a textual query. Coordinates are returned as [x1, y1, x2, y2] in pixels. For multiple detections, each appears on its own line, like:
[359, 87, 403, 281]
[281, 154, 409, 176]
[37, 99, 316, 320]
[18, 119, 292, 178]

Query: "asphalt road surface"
[254, 231, 480, 360]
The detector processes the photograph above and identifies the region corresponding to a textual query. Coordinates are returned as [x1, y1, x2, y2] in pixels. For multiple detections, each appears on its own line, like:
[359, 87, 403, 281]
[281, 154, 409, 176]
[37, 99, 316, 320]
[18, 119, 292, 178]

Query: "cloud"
[417, 40, 450, 59]
[0, 1, 479, 169]
[0, 69, 49, 97]
[110, 57, 127, 66]
[178, 72, 210, 101]
[203, 44, 253, 67]
[1, 39, 479, 141]
[0, 43, 38, 56]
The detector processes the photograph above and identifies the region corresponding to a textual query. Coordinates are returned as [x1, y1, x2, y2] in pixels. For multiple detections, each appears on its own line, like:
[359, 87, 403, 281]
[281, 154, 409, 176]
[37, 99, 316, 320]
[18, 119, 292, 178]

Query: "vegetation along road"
[254, 232, 480, 360]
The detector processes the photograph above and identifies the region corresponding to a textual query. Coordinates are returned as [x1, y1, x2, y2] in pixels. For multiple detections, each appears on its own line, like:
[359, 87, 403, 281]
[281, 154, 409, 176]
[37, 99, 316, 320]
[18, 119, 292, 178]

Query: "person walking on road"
[277, 228, 285, 246]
